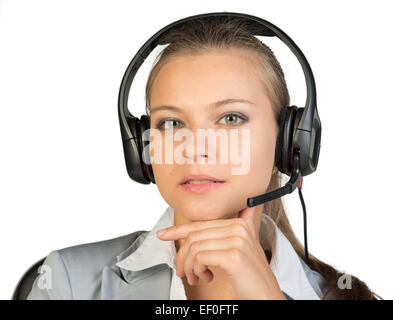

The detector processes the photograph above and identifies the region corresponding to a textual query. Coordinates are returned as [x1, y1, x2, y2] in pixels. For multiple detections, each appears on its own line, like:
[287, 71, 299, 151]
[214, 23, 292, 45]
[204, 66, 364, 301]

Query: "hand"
[156, 206, 286, 300]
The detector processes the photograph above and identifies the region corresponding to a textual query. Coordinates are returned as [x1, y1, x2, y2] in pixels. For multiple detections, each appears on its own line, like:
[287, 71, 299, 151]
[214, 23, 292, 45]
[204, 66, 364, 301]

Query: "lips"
[179, 174, 225, 185]
[181, 181, 224, 194]
[179, 174, 226, 194]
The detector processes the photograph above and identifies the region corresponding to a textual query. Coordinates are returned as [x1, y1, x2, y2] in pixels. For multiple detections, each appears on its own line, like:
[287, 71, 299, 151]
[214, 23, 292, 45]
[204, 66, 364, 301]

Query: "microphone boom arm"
[247, 152, 302, 207]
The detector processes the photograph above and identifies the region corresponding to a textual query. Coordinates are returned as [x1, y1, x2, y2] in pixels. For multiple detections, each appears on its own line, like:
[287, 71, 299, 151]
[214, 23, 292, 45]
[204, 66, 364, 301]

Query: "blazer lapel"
[100, 230, 172, 300]
[100, 264, 171, 300]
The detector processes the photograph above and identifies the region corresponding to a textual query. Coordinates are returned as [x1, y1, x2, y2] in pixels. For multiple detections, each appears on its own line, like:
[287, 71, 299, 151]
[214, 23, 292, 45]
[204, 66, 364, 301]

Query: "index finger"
[156, 216, 242, 240]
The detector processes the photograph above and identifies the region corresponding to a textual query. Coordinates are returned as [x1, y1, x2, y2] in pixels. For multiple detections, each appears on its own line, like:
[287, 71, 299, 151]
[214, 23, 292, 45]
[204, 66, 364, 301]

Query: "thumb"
[238, 205, 258, 233]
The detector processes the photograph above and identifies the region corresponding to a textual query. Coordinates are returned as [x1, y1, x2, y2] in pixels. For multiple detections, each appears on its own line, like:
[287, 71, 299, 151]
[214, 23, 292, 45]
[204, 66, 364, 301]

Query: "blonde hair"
[144, 16, 380, 299]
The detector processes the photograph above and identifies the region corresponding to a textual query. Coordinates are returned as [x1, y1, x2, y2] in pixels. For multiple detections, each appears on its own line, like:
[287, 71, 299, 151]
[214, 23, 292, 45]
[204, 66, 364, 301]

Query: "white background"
[1, 0, 392, 300]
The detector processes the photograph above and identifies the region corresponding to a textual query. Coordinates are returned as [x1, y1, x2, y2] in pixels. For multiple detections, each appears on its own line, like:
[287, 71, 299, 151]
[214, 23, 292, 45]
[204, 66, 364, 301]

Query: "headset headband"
[119, 11, 317, 137]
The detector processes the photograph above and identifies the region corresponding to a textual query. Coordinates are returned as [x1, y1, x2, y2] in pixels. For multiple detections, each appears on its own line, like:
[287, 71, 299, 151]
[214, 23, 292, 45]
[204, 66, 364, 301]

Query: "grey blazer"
[26, 230, 174, 299]
[26, 229, 316, 300]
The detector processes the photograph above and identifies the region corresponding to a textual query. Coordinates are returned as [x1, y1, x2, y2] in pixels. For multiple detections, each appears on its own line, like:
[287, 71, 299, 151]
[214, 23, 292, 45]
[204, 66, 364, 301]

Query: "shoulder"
[57, 229, 146, 269]
[26, 230, 146, 300]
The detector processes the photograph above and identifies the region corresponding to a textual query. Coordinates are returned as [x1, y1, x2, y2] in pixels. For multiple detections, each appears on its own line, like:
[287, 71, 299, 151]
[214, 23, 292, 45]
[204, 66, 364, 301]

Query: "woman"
[26, 17, 380, 300]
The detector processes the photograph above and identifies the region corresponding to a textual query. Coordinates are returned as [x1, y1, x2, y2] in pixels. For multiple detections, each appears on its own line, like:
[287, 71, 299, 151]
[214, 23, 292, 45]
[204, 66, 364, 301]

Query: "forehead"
[150, 49, 267, 108]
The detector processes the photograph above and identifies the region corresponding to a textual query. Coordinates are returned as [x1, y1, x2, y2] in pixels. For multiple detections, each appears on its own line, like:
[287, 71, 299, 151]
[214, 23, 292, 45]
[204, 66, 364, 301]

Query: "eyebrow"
[149, 98, 255, 114]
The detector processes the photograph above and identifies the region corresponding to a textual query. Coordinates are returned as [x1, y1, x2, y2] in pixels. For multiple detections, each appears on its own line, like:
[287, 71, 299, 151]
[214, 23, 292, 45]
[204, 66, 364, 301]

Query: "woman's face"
[149, 49, 277, 222]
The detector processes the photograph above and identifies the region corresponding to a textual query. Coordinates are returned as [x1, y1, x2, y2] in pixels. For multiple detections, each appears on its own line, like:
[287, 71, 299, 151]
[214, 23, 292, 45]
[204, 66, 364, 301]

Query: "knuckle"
[195, 252, 203, 263]
[185, 232, 196, 244]
[232, 218, 241, 228]
[235, 218, 245, 226]
[234, 222, 248, 236]
[232, 235, 245, 248]
[228, 248, 242, 264]
[189, 241, 199, 253]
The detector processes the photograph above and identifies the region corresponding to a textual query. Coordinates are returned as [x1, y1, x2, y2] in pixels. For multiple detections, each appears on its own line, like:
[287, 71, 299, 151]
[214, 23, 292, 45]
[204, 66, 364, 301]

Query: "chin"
[176, 199, 241, 222]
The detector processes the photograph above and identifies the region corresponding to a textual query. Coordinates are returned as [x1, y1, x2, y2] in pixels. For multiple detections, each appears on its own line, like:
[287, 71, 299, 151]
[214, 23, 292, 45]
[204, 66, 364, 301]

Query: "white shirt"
[116, 205, 327, 300]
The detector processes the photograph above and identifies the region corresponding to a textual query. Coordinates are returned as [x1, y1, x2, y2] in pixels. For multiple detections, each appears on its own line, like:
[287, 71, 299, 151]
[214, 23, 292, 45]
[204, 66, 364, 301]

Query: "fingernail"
[156, 228, 166, 236]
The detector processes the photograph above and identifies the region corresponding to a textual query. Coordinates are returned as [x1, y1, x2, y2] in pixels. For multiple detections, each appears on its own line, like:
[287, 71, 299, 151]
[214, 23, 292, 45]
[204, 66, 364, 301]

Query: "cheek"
[151, 162, 176, 199]
[230, 125, 275, 194]
[251, 130, 275, 173]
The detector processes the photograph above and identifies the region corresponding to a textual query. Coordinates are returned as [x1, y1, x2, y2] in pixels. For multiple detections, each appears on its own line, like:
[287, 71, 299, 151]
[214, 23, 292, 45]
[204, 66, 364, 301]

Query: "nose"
[182, 125, 219, 164]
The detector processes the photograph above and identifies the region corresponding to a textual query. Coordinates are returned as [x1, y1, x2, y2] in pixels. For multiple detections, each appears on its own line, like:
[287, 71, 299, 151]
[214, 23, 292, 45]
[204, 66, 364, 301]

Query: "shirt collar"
[116, 205, 177, 272]
[116, 205, 325, 300]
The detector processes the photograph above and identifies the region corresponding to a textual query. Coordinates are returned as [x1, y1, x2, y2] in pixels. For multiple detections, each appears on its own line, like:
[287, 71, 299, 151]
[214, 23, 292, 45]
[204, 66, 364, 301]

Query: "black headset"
[117, 11, 322, 265]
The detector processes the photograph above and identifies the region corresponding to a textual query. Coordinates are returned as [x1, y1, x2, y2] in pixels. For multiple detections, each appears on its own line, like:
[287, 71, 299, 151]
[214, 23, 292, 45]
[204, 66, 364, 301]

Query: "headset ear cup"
[121, 116, 150, 184]
[139, 115, 155, 184]
[275, 108, 287, 174]
[275, 106, 298, 176]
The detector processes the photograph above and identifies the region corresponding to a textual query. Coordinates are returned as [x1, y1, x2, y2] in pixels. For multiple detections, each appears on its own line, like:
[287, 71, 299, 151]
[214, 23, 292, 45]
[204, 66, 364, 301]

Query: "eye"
[218, 113, 248, 126]
[155, 118, 183, 130]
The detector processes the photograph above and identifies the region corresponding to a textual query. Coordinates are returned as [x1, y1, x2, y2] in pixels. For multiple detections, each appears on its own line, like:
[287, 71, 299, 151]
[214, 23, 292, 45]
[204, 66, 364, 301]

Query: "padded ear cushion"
[122, 116, 149, 184]
[275, 106, 298, 176]
[274, 107, 288, 174]
[283, 106, 298, 176]
[139, 114, 155, 184]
